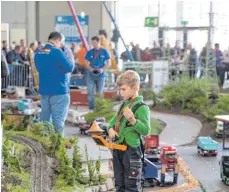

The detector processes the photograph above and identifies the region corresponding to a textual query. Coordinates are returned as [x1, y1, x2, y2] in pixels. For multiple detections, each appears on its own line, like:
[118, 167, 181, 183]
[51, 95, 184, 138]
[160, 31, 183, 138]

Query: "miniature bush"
[84, 95, 116, 123]
[72, 138, 85, 183]
[96, 155, 106, 183]
[159, 76, 229, 122]
[217, 94, 229, 113]
[159, 77, 211, 112]
[84, 145, 106, 186]
[32, 121, 54, 137]
[52, 175, 75, 192]
[85, 145, 96, 184]
[94, 95, 113, 113]
[202, 94, 229, 121]
[139, 89, 158, 105]
[2, 114, 28, 131]
[2, 137, 31, 192]
[53, 137, 86, 190]
[55, 143, 77, 186]
[3, 137, 21, 173]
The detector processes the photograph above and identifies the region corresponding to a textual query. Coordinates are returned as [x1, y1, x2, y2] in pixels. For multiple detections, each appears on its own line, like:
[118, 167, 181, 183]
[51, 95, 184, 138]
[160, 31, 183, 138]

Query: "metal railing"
[1, 64, 33, 90]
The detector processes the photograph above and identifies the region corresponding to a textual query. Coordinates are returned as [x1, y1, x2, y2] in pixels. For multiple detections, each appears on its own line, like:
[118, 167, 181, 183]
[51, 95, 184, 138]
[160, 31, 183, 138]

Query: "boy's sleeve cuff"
[132, 119, 139, 129]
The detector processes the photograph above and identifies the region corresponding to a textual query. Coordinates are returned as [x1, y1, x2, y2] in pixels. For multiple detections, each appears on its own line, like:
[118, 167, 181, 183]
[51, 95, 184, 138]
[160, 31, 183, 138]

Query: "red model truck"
[144, 135, 160, 158]
[143, 135, 179, 186]
[159, 146, 178, 170]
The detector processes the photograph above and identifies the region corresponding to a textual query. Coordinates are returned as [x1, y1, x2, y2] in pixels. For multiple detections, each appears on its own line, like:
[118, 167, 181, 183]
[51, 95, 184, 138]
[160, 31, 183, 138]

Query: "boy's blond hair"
[116, 70, 140, 88]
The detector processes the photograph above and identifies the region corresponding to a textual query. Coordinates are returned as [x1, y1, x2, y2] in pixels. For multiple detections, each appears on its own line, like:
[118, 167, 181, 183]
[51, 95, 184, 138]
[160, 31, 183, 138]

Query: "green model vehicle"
[220, 155, 229, 186]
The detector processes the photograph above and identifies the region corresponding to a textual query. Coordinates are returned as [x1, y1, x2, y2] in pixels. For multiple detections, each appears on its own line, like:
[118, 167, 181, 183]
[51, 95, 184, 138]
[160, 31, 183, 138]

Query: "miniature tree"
[95, 155, 106, 183]
[94, 95, 113, 113]
[72, 138, 85, 182]
[65, 167, 76, 186]
[58, 143, 76, 186]
[85, 145, 96, 185]
[32, 122, 49, 137]
[48, 132, 59, 156]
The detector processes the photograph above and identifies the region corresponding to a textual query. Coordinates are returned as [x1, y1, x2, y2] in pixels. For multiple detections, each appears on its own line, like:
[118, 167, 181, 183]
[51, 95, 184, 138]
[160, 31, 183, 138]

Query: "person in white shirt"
[223, 47, 229, 64]
[175, 49, 188, 75]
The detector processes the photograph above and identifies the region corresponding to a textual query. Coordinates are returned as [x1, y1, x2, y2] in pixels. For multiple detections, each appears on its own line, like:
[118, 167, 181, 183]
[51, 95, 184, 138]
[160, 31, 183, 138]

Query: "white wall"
[1, 1, 26, 29]
[1, 1, 27, 44]
[37, 1, 112, 43]
[1, 1, 112, 45]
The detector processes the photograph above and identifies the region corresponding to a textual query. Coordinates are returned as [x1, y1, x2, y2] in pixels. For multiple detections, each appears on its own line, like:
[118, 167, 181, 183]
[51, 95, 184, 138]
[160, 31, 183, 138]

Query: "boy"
[108, 70, 151, 192]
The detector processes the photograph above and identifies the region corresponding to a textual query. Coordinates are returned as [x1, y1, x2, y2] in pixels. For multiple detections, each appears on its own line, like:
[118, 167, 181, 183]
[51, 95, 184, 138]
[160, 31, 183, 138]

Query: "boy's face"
[118, 84, 138, 101]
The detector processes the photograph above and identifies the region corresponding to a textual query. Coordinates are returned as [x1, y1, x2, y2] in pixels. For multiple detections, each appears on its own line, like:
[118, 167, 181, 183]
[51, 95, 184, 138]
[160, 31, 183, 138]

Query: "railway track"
[12, 135, 45, 192]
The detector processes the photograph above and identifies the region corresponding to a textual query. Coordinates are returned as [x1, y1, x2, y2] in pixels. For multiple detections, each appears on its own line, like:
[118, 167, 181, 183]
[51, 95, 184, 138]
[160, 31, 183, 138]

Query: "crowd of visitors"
[120, 40, 229, 87]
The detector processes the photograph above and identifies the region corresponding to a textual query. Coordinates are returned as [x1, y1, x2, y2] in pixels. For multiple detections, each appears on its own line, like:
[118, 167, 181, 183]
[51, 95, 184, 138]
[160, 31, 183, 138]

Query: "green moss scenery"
[2, 118, 107, 192]
[1, 137, 32, 192]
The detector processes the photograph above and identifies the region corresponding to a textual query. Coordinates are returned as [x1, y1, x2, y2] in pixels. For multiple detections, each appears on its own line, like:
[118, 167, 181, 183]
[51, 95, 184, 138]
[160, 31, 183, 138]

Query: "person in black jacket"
[1, 52, 9, 78]
[187, 43, 198, 78]
[2, 40, 9, 57]
[6, 45, 24, 64]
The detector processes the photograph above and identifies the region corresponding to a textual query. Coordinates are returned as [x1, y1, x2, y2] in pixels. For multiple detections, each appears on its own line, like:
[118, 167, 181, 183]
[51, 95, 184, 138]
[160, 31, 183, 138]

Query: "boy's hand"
[123, 107, 137, 125]
[108, 128, 119, 139]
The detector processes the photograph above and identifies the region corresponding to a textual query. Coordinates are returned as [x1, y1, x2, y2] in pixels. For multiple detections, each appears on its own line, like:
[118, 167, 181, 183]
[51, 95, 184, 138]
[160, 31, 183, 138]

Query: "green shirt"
[108, 96, 150, 148]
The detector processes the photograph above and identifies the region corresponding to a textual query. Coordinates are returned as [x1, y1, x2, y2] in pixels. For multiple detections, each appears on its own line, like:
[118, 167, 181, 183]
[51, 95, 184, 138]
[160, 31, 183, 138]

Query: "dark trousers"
[189, 68, 196, 78]
[216, 66, 226, 86]
[113, 146, 143, 192]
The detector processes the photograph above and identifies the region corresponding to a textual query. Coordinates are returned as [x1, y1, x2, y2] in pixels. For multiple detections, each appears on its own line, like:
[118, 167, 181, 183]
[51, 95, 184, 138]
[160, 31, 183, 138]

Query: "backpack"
[128, 102, 147, 163]
[118, 101, 147, 162]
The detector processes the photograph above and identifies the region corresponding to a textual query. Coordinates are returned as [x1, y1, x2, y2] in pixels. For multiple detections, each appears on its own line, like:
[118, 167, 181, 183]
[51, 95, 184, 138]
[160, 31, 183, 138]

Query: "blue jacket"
[215, 49, 223, 66]
[34, 44, 74, 95]
[85, 48, 110, 77]
[6, 50, 24, 64]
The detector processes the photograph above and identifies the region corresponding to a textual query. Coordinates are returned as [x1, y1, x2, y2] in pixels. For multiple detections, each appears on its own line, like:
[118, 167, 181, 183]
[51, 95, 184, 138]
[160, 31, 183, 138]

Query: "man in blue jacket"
[85, 36, 111, 110]
[34, 32, 74, 135]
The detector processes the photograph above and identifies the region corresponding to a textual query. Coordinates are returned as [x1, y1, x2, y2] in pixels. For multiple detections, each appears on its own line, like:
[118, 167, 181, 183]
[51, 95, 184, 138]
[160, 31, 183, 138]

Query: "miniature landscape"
[1, 76, 229, 192]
